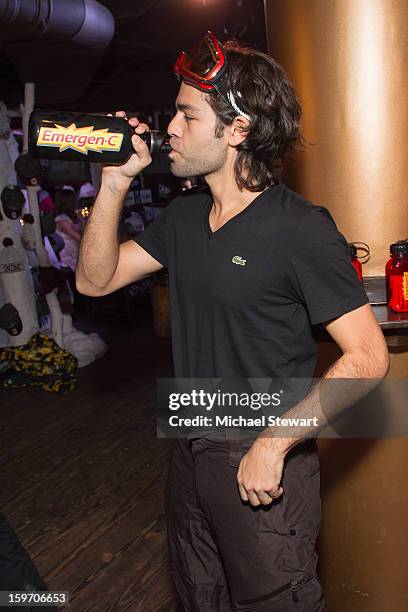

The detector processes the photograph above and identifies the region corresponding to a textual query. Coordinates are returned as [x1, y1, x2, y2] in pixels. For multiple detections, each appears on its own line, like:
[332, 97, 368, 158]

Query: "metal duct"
[0, 0, 115, 105]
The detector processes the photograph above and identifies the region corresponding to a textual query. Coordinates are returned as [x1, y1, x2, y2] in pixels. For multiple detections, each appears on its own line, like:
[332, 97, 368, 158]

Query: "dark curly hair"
[207, 41, 304, 191]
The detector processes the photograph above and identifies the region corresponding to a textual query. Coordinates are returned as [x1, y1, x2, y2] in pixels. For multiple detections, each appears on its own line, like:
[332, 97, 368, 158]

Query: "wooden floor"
[0, 301, 179, 611]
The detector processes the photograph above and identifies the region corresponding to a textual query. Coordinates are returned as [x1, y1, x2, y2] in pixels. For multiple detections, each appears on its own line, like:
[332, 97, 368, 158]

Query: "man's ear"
[228, 116, 250, 147]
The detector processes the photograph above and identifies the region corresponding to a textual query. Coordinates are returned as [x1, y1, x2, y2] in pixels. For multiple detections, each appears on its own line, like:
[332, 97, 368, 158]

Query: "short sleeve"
[287, 206, 369, 325]
[132, 202, 172, 268]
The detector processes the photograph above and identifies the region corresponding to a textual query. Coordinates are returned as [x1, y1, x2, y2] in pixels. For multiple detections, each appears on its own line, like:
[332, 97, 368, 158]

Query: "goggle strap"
[226, 91, 251, 121]
[211, 69, 251, 121]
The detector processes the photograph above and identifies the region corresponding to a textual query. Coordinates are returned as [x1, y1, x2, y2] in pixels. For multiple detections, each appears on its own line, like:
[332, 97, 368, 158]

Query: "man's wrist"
[255, 430, 300, 456]
[101, 170, 133, 193]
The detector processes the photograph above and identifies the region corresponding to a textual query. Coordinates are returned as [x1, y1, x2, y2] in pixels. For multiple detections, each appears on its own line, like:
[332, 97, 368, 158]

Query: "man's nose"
[167, 113, 181, 137]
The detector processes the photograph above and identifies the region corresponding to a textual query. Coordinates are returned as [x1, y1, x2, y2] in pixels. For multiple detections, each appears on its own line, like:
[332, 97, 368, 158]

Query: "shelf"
[363, 276, 408, 331]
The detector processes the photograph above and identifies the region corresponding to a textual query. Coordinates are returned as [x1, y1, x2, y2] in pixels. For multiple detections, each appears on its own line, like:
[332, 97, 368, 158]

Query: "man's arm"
[76, 111, 162, 297]
[238, 303, 390, 506]
[76, 174, 163, 296]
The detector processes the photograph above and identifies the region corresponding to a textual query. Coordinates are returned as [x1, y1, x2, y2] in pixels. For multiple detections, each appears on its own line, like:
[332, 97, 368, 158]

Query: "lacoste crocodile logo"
[232, 255, 246, 266]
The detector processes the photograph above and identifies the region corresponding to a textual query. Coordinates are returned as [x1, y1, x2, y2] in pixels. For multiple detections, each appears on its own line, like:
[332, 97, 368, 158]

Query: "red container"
[386, 241, 408, 312]
[348, 244, 363, 281]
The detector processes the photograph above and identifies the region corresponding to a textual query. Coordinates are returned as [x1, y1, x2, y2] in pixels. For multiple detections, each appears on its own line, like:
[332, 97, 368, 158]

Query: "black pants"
[165, 436, 327, 611]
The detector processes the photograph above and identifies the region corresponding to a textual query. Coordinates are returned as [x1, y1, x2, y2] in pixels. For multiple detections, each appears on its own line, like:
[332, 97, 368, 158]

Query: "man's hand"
[237, 438, 285, 507]
[102, 111, 152, 189]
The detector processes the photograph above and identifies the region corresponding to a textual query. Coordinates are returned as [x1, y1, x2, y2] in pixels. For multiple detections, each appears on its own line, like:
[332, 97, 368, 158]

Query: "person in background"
[180, 176, 198, 191]
[38, 188, 55, 213]
[78, 181, 96, 203]
[180, 177, 193, 191]
[78, 182, 96, 220]
[54, 187, 82, 273]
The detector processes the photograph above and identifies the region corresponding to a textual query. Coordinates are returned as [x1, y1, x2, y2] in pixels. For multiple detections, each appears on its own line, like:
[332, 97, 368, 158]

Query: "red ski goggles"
[173, 31, 250, 120]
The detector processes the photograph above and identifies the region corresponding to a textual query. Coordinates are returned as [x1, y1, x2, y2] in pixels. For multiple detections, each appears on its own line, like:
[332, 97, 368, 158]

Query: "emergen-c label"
[37, 122, 124, 155]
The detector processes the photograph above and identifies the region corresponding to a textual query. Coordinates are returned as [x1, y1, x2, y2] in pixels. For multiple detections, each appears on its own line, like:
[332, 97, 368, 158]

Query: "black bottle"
[28, 110, 170, 164]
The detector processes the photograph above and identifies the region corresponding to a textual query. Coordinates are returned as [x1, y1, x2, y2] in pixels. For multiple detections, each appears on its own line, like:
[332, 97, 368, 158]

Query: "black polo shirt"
[134, 183, 368, 378]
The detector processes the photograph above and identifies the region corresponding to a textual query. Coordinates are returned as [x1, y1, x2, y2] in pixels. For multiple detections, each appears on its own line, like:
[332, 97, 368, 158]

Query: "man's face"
[167, 82, 228, 178]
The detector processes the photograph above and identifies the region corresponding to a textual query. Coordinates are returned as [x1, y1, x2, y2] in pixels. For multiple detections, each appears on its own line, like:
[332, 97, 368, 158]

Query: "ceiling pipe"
[0, 0, 115, 105]
[0, 0, 114, 47]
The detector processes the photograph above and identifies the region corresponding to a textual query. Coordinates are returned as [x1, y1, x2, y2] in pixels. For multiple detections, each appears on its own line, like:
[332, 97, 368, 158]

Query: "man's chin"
[169, 162, 192, 178]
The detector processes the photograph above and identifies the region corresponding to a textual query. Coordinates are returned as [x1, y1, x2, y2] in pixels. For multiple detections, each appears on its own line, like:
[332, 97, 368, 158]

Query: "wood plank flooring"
[0, 303, 179, 611]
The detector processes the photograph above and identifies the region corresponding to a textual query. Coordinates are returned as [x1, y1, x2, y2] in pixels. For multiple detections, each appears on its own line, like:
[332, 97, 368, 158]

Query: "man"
[77, 33, 389, 611]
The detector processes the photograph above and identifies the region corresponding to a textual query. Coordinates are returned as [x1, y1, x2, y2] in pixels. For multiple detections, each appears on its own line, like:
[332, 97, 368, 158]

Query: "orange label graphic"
[403, 272, 408, 300]
[37, 123, 123, 155]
